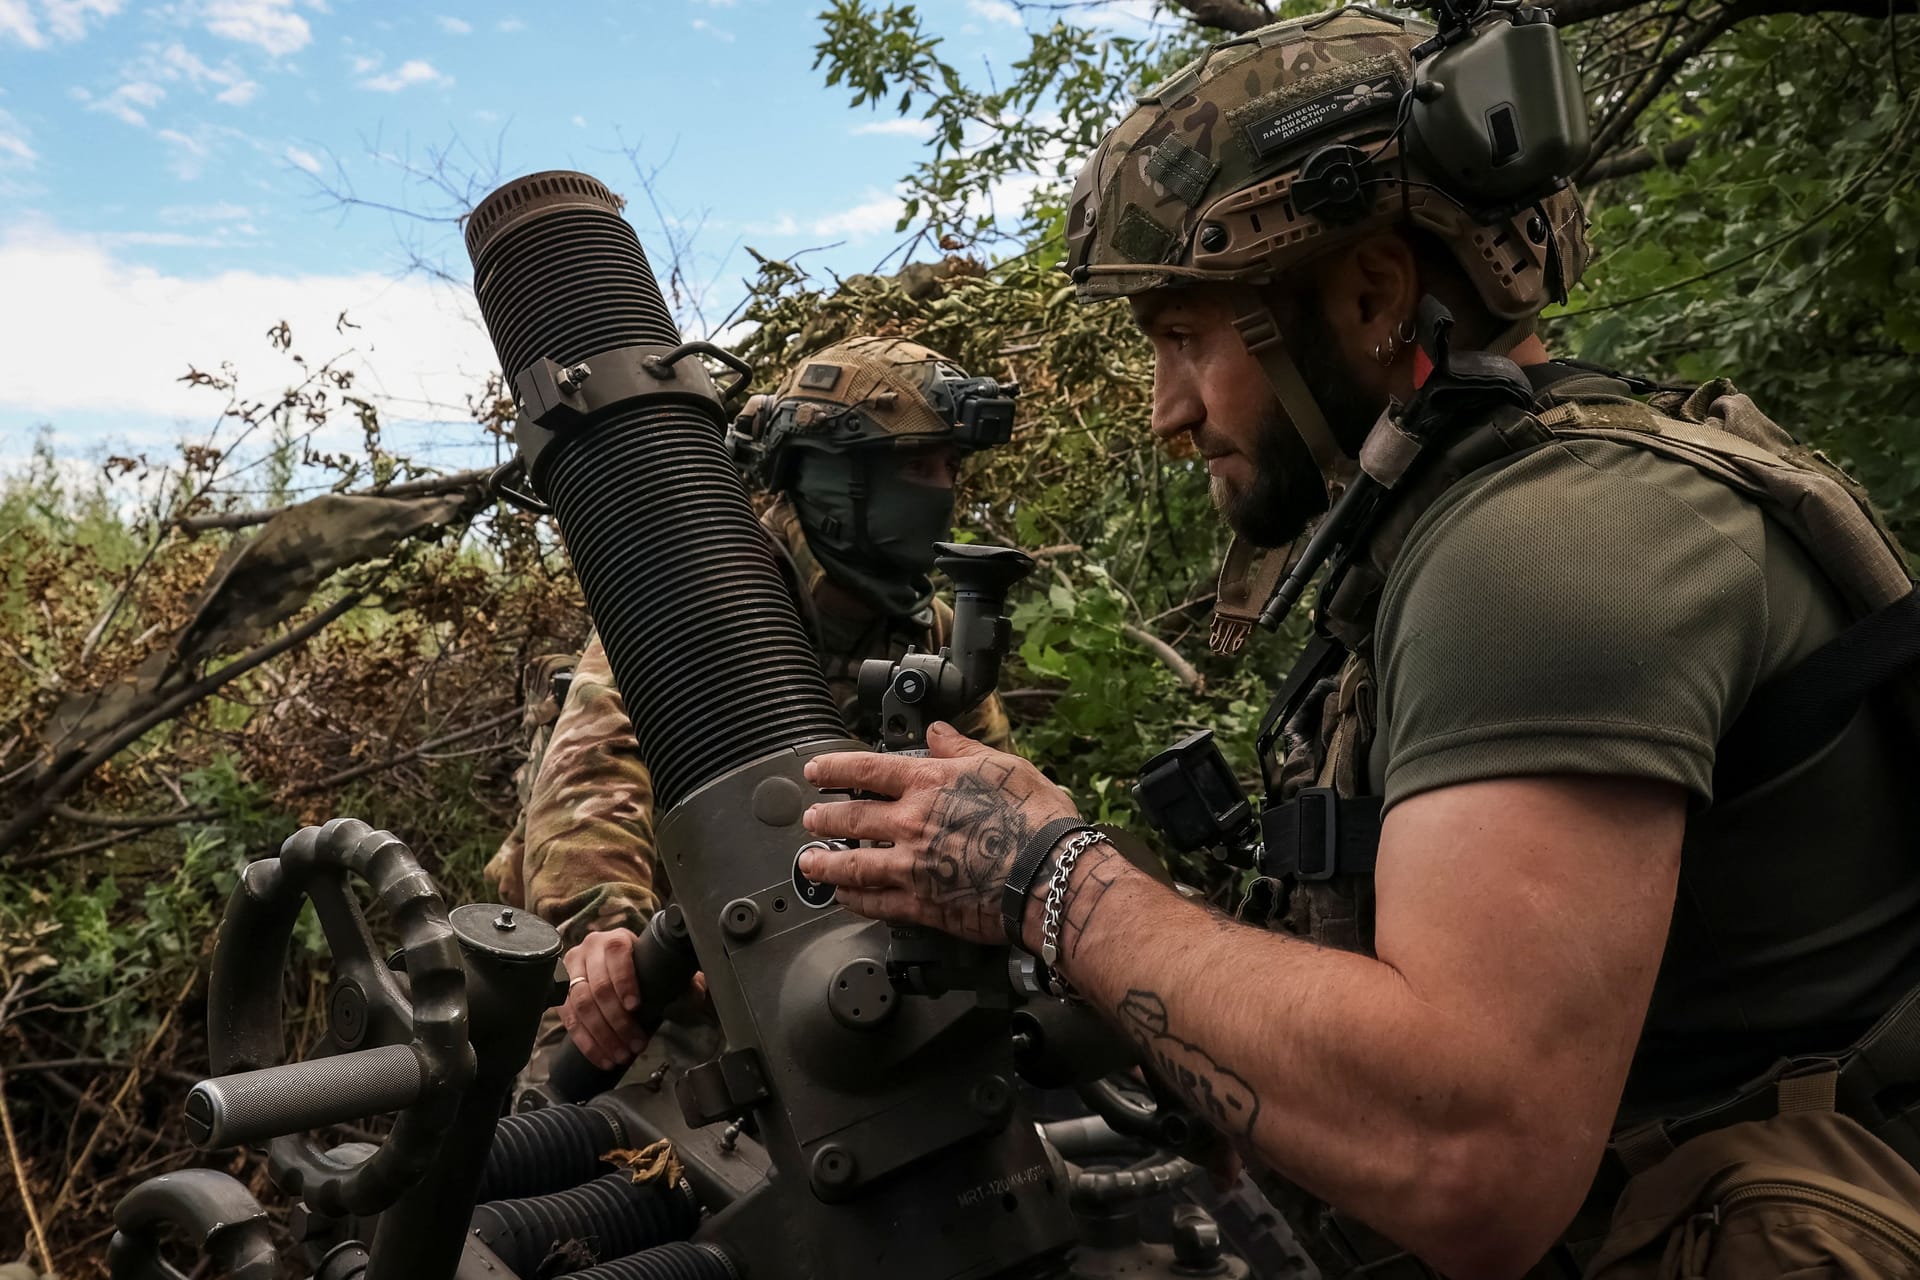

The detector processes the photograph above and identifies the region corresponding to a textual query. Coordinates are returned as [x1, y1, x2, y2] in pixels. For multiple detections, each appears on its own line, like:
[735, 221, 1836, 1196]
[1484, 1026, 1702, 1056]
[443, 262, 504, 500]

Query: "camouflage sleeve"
[522, 632, 664, 946]
[485, 653, 579, 909]
[954, 690, 1014, 755]
[484, 814, 529, 909]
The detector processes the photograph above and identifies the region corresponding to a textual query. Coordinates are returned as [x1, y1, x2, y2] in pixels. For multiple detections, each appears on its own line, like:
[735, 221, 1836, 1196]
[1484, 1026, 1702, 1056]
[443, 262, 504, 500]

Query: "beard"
[1217, 291, 1385, 549]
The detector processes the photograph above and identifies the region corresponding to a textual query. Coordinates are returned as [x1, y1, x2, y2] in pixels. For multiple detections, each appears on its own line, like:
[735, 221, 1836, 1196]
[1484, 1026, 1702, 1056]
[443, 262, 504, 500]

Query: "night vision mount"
[723, 372, 1019, 484]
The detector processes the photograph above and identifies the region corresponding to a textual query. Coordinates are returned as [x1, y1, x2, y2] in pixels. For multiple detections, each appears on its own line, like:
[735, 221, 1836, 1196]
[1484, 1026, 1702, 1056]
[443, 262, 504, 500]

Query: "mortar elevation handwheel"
[192, 817, 475, 1218]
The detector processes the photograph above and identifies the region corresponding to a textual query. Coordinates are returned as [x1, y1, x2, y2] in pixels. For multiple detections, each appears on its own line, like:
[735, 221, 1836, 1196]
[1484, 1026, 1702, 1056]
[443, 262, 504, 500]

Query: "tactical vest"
[1242, 371, 1920, 1278]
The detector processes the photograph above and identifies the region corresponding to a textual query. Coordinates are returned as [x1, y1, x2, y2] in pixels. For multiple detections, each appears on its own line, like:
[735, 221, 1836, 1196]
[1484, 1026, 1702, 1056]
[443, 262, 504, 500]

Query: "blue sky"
[0, 0, 1144, 481]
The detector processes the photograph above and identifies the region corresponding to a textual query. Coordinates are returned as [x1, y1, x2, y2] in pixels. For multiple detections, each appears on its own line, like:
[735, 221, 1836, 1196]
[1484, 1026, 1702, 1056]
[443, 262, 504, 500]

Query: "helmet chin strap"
[1210, 289, 1357, 657]
[1229, 289, 1358, 508]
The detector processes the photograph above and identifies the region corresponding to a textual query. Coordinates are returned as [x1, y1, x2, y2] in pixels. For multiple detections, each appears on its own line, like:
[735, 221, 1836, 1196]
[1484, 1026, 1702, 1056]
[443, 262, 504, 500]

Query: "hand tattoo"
[919, 762, 1033, 938]
[1118, 989, 1260, 1139]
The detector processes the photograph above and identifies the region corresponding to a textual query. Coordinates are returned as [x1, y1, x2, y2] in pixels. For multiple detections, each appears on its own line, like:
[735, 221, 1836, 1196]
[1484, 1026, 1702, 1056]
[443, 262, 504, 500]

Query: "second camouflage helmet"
[1062, 5, 1590, 321]
[730, 336, 1016, 490]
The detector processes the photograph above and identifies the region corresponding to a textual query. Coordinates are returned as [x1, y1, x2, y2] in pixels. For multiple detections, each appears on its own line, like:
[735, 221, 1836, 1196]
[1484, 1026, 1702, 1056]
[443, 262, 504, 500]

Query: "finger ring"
[568, 976, 588, 987]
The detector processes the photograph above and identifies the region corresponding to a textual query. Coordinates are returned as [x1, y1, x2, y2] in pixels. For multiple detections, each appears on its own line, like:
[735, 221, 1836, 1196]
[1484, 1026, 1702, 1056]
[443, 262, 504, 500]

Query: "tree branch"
[1557, 0, 1914, 24]
[10, 829, 145, 870]
[176, 468, 493, 534]
[1580, 134, 1702, 182]
[0, 1067, 53, 1275]
[1173, 0, 1270, 33]
[50, 802, 221, 829]
[0, 594, 365, 859]
[1121, 623, 1206, 693]
[1583, 9, 1737, 168]
[281, 705, 521, 798]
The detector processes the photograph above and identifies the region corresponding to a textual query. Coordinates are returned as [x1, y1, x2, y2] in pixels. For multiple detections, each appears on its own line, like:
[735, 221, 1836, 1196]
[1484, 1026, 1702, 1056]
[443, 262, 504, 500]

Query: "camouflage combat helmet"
[1064, 5, 1589, 317]
[1064, 5, 1591, 500]
[730, 336, 1016, 491]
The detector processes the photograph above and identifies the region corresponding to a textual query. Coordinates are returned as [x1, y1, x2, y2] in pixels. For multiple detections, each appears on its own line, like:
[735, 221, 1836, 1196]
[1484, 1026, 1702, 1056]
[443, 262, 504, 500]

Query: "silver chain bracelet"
[1039, 828, 1108, 989]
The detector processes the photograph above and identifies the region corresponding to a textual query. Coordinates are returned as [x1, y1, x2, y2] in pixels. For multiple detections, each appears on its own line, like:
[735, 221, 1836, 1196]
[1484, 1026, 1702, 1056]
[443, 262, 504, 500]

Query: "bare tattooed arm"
[799, 724, 1687, 1280]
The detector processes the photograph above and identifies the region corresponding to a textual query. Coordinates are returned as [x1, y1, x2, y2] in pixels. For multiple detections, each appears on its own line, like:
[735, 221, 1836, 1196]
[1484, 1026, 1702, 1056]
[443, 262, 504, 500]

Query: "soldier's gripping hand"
[560, 929, 647, 1070]
[798, 721, 1081, 946]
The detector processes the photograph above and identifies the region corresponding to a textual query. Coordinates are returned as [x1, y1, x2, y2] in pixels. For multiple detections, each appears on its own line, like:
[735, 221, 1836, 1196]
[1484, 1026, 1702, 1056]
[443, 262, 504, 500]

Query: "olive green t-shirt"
[1371, 435, 1920, 1116]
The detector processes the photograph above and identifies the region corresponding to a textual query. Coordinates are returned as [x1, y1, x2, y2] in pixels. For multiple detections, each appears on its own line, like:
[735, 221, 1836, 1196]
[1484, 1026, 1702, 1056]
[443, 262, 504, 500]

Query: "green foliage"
[813, 1, 1190, 246]
[1555, 14, 1920, 541]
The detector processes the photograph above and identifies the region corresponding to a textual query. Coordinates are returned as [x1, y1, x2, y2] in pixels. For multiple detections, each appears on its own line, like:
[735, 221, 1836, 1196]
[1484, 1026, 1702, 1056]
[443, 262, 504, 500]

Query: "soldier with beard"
[488, 336, 1015, 1072]
[790, 9, 1920, 1279]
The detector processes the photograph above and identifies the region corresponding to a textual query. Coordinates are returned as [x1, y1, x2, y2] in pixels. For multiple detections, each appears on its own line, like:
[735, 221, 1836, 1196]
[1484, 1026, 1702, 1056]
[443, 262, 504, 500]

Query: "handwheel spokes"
[307, 867, 414, 1052]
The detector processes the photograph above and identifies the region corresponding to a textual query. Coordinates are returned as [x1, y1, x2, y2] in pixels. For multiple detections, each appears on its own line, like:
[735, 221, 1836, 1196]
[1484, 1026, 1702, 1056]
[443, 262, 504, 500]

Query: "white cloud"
[745, 212, 799, 237]
[158, 200, 252, 223]
[851, 118, 935, 139]
[285, 143, 322, 173]
[157, 42, 258, 102]
[749, 196, 908, 241]
[0, 0, 45, 47]
[100, 229, 223, 247]
[689, 16, 732, 41]
[0, 220, 497, 436]
[358, 58, 451, 92]
[0, 108, 35, 165]
[87, 43, 261, 121]
[348, 51, 378, 74]
[965, 0, 1022, 27]
[156, 126, 212, 178]
[1068, 0, 1173, 33]
[0, 0, 121, 45]
[571, 113, 586, 128]
[42, 0, 121, 40]
[495, 15, 522, 31]
[434, 14, 468, 33]
[202, 0, 311, 56]
[90, 80, 166, 126]
[810, 194, 904, 239]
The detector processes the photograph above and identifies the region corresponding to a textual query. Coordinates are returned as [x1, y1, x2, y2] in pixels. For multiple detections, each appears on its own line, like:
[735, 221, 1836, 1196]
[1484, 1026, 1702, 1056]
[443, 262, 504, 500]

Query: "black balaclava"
[789, 447, 956, 619]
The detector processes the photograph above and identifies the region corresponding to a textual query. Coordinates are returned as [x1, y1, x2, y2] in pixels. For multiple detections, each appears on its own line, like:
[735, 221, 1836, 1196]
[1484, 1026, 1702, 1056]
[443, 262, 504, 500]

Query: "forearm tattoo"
[1118, 989, 1260, 1138]
[1057, 844, 1127, 961]
[920, 763, 1034, 938]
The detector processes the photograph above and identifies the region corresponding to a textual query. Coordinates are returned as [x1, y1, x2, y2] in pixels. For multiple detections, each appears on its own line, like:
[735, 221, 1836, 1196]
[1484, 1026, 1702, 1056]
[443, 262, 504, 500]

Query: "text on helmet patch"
[1238, 69, 1402, 162]
[798, 363, 842, 392]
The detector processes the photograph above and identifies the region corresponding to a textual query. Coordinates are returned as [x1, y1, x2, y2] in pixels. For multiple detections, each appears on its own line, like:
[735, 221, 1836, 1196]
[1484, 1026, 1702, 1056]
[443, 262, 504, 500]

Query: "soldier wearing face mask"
[486, 336, 1016, 1075]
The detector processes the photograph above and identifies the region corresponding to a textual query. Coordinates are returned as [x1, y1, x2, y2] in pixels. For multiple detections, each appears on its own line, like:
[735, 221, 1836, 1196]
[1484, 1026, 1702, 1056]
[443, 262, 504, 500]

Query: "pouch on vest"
[1584, 1107, 1920, 1279]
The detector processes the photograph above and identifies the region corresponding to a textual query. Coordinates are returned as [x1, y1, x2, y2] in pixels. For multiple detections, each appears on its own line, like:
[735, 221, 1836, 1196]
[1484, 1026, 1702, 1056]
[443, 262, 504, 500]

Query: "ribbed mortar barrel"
[466, 171, 843, 808]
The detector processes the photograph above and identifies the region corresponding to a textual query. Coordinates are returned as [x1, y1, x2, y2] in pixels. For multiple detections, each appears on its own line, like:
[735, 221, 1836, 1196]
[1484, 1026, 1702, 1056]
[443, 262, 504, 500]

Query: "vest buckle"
[1291, 787, 1341, 880]
[1256, 788, 1384, 883]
